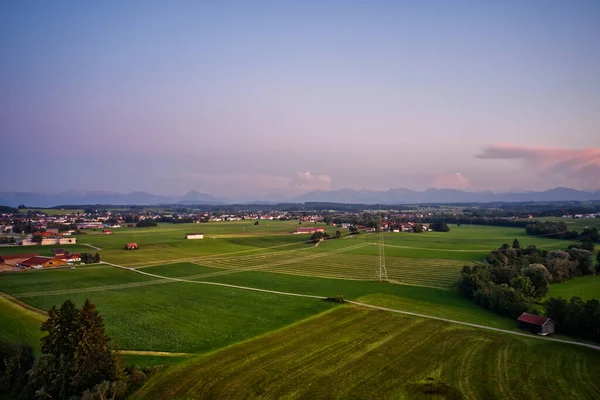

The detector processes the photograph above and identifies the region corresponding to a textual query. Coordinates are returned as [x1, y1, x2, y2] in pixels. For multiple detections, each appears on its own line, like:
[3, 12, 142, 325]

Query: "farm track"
[119, 350, 193, 357]
[102, 260, 600, 352]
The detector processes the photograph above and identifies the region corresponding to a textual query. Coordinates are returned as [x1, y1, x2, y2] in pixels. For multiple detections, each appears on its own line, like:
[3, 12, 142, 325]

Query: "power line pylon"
[377, 228, 388, 282]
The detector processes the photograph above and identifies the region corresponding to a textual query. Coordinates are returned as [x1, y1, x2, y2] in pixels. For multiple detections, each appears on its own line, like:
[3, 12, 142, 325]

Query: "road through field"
[102, 261, 600, 352]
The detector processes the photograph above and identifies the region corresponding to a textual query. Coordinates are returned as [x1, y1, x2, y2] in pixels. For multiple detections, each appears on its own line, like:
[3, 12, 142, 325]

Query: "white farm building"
[185, 233, 204, 240]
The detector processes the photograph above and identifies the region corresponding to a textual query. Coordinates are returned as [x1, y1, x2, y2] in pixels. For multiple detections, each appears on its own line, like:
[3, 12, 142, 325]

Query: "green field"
[0, 296, 45, 351]
[0, 272, 334, 353]
[547, 275, 600, 301]
[133, 306, 600, 400]
[534, 216, 600, 231]
[19, 208, 85, 215]
[1, 221, 597, 397]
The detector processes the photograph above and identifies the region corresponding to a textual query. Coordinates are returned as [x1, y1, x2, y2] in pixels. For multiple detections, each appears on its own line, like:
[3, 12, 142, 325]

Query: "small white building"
[186, 233, 204, 240]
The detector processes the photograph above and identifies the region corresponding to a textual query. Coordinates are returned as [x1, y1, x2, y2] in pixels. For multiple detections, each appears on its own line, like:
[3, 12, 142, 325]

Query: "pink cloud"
[293, 172, 332, 192]
[432, 172, 470, 189]
[477, 144, 600, 189]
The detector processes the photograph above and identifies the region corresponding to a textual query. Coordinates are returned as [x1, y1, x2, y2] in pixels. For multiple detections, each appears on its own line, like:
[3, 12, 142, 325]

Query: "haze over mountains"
[1, 188, 600, 208]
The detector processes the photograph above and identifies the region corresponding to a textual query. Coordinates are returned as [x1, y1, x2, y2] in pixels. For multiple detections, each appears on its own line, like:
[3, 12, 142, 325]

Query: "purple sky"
[1, 1, 599, 196]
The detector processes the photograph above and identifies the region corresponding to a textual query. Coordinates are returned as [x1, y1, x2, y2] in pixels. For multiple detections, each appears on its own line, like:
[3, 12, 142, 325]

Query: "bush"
[568, 249, 595, 276]
[430, 221, 450, 232]
[136, 219, 157, 228]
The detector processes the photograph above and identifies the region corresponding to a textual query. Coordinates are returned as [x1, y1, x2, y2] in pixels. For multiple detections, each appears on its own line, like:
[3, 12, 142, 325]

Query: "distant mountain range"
[1, 187, 600, 208]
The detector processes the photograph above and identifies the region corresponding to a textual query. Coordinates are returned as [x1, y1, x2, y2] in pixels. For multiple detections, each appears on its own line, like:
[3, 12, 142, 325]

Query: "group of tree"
[310, 231, 330, 242]
[135, 219, 157, 228]
[486, 241, 597, 282]
[0, 299, 156, 399]
[430, 221, 450, 232]
[545, 297, 600, 342]
[525, 221, 600, 243]
[458, 241, 600, 342]
[154, 216, 196, 224]
[457, 263, 539, 319]
[80, 252, 101, 264]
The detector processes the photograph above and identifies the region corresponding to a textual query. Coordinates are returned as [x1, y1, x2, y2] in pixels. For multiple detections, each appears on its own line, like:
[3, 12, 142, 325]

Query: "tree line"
[458, 240, 600, 342]
[0, 300, 155, 400]
[525, 221, 599, 242]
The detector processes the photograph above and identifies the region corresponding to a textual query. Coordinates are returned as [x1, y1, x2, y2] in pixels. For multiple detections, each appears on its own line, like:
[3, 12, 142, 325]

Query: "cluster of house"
[206, 212, 301, 222]
[0, 248, 82, 272]
[384, 222, 430, 232]
[20, 229, 78, 246]
[562, 213, 600, 219]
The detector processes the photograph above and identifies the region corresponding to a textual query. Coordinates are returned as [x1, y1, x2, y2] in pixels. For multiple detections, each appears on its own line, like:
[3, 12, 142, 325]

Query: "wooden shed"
[517, 312, 555, 336]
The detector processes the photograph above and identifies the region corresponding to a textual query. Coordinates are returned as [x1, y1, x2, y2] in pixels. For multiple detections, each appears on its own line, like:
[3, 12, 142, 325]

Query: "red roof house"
[20, 256, 67, 269]
[0, 254, 38, 266]
[517, 312, 555, 335]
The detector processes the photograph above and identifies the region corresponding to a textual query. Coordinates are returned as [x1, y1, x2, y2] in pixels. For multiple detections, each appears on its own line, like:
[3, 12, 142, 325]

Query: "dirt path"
[119, 350, 193, 357]
[101, 261, 600, 352]
[84, 243, 102, 251]
[101, 261, 327, 300]
[345, 300, 600, 351]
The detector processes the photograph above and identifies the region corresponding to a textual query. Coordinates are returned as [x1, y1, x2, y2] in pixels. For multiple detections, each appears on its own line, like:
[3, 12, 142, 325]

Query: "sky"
[1, 1, 599, 197]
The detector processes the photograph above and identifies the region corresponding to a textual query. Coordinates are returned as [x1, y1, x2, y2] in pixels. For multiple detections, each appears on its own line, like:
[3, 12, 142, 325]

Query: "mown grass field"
[132, 305, 600, 400]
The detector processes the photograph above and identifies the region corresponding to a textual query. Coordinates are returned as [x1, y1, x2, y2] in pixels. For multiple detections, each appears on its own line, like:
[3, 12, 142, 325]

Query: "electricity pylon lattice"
[377, 229, 388, 282]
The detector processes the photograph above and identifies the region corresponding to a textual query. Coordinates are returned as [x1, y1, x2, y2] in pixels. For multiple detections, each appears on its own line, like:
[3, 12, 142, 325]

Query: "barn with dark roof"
[517, 312, 555, 335]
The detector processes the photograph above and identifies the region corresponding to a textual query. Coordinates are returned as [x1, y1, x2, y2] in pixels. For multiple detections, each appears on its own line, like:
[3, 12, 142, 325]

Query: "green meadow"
[1, 221, 597, 398]
[546, 275, 600, 301]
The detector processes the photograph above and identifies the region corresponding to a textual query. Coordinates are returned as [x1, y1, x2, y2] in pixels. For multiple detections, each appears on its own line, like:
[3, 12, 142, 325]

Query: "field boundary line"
[101, 261, 600, 352]
[345, 300, 600, 352]
[0, 291, 48, 316]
